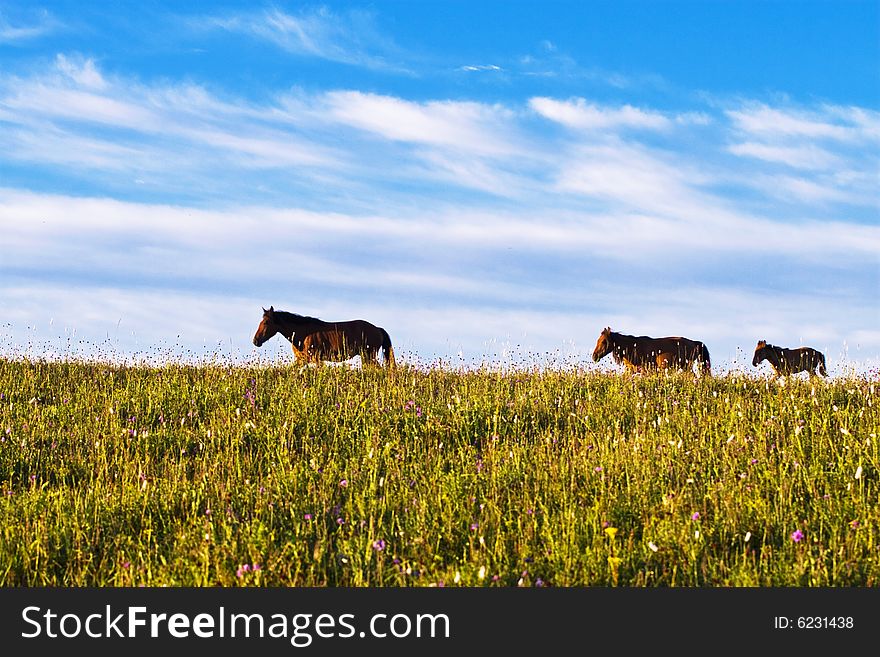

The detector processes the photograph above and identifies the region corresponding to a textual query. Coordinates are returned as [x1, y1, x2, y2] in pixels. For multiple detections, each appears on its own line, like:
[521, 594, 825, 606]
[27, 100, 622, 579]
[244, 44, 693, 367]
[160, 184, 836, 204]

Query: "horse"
[252, 306, 395, 368]
[752, 340, 827, 377]
[591, 327, 711, 374]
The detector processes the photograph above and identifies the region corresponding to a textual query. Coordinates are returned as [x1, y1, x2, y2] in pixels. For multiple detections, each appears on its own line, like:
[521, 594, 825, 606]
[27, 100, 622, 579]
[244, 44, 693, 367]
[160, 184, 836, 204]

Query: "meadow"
[0, 356, 877, 586]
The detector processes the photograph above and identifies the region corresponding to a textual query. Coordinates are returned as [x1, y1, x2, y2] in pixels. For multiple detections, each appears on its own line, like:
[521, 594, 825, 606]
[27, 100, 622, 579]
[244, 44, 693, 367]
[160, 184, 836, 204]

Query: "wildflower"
[604, 527, 618, 540]
[470, 523, 479, 531]
[594, 466, 603, 473]
[478, 565, 486, 580]
[744, 532, 752, 542]
[303, 513, 312, 521]
[791, 529, 804, 543]
[535, 578, 545, 587]
[648, 541, 659, 552]
[372, 539, 386, 551]
[691, 512, 700, 521]
[339, 479, 348, 488]
[850, 520, 860, 529]
[855, 465, 863, 480]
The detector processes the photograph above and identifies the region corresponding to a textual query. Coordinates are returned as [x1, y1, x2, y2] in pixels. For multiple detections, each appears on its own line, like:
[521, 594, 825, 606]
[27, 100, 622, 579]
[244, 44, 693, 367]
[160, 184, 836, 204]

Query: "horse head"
[253, 306, 277, 347]
[592, 327, 613, 362]
[752, 340, 768, 367]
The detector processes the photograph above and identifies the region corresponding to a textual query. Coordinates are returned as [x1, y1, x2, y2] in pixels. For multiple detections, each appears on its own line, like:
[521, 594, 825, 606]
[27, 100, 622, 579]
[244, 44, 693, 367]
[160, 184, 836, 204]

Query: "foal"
[752, 340, 827, 377]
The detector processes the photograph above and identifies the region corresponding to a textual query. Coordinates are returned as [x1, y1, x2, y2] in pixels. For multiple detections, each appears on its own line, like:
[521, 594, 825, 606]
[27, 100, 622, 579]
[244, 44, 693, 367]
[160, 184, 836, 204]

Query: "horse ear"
[603, 327, 611, 335]
[269, 305, 274, 312]
[262, 307, 267, 313]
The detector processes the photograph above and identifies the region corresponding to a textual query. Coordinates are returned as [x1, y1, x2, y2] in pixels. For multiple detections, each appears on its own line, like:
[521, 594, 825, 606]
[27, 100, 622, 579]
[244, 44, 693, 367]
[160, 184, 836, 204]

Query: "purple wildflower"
[691, 512, 700, 521]
[372, 539, 386, 551]
[791, 529, 804, 543]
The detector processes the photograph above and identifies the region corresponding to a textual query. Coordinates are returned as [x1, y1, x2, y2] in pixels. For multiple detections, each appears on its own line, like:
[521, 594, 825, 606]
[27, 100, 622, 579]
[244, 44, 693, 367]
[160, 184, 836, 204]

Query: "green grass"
[0, 357, 877, 586]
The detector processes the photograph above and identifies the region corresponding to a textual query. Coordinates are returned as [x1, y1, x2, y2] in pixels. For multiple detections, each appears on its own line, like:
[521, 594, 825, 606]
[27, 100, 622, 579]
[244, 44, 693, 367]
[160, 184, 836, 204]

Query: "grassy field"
[0, 357, 877, 586]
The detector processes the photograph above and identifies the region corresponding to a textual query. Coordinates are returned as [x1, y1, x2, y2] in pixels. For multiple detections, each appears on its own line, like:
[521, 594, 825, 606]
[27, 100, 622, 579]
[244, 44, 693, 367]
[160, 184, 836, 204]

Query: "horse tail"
[700, 343, 711, 374]
[380, 328, 395, 368]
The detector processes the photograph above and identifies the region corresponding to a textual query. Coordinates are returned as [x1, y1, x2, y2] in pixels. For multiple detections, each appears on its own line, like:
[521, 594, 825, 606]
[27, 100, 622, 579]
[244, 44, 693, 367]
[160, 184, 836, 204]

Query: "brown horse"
[752, 340, 827, 377]
[252, 306, 395, 367]
[592, 327, 711, 374]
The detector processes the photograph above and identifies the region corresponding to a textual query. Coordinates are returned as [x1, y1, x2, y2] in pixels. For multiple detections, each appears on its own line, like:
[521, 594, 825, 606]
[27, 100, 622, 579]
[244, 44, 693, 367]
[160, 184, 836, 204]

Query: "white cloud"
[54, 53, 107, 90]
[458, 64, 502, 73]
[0, 10, 59, 43]
[728, 142, 841, 170]
[317, 91, 521, 156]
[726, 103, 879, 143]
[202, 6, 406, 72]
[530, 97, 672, 131]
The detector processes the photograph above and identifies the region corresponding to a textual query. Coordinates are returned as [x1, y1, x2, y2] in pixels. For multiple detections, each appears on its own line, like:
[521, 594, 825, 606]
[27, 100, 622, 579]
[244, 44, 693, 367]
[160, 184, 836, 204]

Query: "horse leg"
[292, 345, 308, 366]
[361, 349, 379, 368]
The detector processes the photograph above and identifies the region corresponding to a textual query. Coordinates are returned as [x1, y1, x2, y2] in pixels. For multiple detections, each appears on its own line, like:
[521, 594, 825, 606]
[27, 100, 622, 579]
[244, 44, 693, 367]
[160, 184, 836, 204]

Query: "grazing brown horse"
[252, 306, 395, 367]
[752, 340, 827, 377]
[592, 327, 711, 374]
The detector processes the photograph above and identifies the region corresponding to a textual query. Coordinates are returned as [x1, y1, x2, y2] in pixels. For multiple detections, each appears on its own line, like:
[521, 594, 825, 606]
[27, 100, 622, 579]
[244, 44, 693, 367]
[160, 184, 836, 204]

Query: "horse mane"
[607, 331, 629, 365]
[272, 310, 324, 324]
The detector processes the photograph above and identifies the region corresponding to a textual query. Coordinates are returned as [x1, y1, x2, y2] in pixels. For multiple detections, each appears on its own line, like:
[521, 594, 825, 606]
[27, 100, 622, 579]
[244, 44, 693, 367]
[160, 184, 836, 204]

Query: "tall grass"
[0, 357, 877, 586]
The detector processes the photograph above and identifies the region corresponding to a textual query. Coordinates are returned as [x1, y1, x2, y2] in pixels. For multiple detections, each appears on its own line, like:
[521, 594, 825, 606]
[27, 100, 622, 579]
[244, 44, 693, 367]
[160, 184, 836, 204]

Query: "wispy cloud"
[458, 64, 503, 73]
[200, 6, 409, 72]
[531, 97, 673, 131]
[725, 101, 880, 209]
[0, 55, 339, 196]
[727, 142, 842, 170]
[0, 9, 59, 43]
[727, 103, 880, 143]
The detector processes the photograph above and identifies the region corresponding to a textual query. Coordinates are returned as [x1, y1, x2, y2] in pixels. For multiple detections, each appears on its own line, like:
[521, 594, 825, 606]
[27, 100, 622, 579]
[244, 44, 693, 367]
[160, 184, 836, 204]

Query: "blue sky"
[1, 1, 878, 372]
